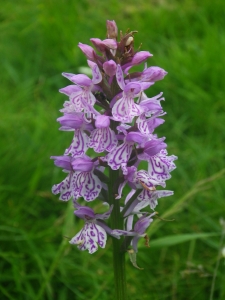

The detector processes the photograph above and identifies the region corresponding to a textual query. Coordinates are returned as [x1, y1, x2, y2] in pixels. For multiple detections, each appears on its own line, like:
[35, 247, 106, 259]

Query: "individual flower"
[111, 65, 145, 123]
[70, 205, 114, 254]
[125, 66, 167, 83]
[88, 115, 118, 153]
[57, 112, 92, 157]
[60, 61, 102, 114]
[104, 131, 147, 170]
[51, 155, 102, 201]
[112, 213, 156, 252]
[145, 149, 177, 183]
[136, 111, 165, 136]
[116, 165, 163, 200]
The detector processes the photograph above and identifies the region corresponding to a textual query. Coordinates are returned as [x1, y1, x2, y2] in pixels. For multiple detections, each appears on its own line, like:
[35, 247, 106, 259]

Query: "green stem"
[108, 167, 127, 300]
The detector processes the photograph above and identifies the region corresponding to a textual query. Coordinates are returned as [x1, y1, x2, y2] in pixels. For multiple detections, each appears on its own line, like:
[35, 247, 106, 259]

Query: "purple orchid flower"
[70, 205, 115, 254]
[111, 65, 145, 123]
[116, 164, 164, 200]
[105, 131, 147, 170]
[136, 111, 165, 136]
[88, 115, 118, 153]
[112, 213, 156, 252]
[57, 112, 92, 157]
[146, 149, 177, 183]
[51, 155, 102, 202]
[60, 61, 102, 115]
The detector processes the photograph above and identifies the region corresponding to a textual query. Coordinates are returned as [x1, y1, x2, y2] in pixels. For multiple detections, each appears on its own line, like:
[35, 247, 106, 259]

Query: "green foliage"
[1, 0, 225, 299]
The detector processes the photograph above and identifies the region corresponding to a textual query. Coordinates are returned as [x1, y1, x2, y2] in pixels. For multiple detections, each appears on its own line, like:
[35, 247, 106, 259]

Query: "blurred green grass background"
[0, 0, 225, 299]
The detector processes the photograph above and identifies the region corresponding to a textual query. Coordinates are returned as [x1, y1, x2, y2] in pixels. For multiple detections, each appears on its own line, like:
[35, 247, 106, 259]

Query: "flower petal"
[72, 171, 102, 201]
[64, 129, 89, 157]
[88, 127, 117, 153]
[52, 174, 73, 201]
[105, 142, 133, 170]
[70, 223, 107, 254]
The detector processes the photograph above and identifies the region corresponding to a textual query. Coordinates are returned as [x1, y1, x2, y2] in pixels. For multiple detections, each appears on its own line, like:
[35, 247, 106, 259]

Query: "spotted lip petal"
[64, 129, 89, 157]
[105, 141, 134, 170]
[52, 173, 73, 201]
[137, 113, 165, 135]
[113, 68, 144, 122]
[112, 93, 144, 123]
[72, 171, 102, 201]
[88, 127, 118, 153]
[136, 190, 174, 210]
[70, 223, 107, 254]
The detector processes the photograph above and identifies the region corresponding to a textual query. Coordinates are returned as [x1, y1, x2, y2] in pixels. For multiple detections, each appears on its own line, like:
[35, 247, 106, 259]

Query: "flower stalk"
[108, 168, 127, 299]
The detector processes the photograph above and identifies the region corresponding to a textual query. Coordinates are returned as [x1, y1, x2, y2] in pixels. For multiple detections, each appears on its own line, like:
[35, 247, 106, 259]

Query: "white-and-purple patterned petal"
[52, 173, 73, 201]
[112, 94, 144, 123]
[88, 127, 118, 153]
[136, 190, 174, 210]
[137, 113, 165, 135]
[147, 149, 177, 182]
[136, 170, 165, 188]
[70, 223, 107, 254]
[64, 129, 89, 157]
[72, 171, 102, 201]
[105, 141, 133, 170]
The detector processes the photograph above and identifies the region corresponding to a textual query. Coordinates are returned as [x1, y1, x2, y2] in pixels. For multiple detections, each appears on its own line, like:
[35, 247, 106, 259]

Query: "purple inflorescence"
[51, 20, 177, 254]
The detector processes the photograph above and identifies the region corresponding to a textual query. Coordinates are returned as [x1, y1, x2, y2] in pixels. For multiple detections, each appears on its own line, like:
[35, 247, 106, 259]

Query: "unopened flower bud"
[78, 43, 96, 60]
[103, 60, 117, 76]
[106, 20, 118, 40]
